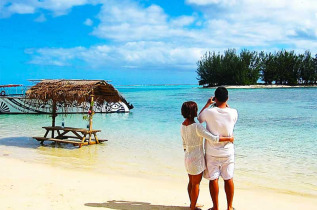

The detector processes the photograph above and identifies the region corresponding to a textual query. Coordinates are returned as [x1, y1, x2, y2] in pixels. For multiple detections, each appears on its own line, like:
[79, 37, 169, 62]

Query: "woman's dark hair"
[181, 101, 198, 120]
[215, 86, 228, 102]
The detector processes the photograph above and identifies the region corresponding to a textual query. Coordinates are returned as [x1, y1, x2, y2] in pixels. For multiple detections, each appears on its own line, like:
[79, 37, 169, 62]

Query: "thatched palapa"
[26, 79, 131, 131]
[26, 79, 124, 106]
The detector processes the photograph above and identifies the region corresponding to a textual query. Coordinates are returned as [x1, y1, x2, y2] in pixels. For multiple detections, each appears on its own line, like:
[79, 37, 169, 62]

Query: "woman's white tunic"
[181, 123, 219, 175]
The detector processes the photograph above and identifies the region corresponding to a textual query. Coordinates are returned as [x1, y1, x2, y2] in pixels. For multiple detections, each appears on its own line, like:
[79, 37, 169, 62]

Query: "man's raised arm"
[198, 97, 214, 123]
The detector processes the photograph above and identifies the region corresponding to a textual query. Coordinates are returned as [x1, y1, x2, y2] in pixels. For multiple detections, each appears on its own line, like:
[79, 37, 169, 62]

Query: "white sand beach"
[1, 157, 316, 210]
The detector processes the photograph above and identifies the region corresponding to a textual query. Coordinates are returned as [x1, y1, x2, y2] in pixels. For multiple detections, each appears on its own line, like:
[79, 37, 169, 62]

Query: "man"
[198, 86, 238, 210]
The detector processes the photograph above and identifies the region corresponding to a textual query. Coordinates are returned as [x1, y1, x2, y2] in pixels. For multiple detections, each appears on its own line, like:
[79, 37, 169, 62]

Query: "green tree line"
[196, 49, 317, 86]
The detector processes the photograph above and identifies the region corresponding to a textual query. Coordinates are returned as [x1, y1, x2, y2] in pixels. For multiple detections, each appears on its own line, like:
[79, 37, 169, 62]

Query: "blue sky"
[0, 0, 316, 85]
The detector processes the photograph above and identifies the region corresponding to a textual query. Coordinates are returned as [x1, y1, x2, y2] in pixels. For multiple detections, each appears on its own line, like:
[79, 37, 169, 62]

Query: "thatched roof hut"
[25, 79, 131, 130]
[26, 79, 125, 105]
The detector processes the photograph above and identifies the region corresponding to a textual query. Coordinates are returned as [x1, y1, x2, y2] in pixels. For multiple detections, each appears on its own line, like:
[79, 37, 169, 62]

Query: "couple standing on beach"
[181, 87, 238, 210]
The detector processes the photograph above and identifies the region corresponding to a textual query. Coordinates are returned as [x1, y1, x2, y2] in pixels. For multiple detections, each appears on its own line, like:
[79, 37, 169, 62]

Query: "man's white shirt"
[198, 107, 238, 157]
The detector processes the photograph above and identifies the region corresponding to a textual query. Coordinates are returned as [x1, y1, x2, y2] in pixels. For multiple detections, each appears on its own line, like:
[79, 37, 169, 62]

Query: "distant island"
[196, 49, 317, 87]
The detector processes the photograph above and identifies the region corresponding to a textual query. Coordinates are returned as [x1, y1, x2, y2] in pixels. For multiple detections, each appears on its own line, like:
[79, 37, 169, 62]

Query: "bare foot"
[189, 205, 202, 210]
[196, 203, 204, 207]
[189, 206, 201, 210]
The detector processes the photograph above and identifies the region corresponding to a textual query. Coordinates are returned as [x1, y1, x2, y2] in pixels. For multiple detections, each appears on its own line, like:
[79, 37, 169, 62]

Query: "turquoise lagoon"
[0, 85, 316, 196]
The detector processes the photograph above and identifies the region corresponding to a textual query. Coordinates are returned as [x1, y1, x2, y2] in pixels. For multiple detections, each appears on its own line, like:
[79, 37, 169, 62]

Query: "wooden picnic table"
[33, 126, 106, 148]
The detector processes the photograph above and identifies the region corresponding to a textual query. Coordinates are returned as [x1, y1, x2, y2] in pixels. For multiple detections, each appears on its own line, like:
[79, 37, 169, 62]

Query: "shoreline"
[1, 156, 316, 210]
[1, 146, 315, 198]
[4, 83, 317, 89]
[116, 84, 317, 89]
[202, 84, 317, 89]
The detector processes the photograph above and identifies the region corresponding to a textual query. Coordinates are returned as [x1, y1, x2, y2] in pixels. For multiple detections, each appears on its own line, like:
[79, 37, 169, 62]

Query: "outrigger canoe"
[0, 80, 133, 114]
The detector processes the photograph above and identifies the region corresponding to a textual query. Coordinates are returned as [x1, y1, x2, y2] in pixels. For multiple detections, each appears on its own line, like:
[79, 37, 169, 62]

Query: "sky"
[0, 0, 317, 85]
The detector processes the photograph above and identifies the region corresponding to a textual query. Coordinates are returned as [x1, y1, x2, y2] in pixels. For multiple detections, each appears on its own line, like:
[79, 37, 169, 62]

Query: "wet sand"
[1, 157, 316, 210]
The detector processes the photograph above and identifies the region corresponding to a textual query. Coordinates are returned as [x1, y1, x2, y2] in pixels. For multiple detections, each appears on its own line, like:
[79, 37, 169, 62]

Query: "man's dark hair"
[181, 101, 198, 120]
[215, 86, 228, 102]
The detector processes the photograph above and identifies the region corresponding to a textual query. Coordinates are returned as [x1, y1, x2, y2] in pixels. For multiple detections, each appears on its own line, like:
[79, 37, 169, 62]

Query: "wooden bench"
[33, 137, 84, 147]
[54, 136, 107, 141]
[33, 126, 103, 148]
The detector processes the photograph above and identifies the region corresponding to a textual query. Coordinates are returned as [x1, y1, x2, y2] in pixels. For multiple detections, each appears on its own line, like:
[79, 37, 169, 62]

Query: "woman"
[181, 101, 234, 210]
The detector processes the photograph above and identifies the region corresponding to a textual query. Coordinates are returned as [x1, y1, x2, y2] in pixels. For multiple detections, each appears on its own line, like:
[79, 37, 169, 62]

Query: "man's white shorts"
[204, 155, 234, 180]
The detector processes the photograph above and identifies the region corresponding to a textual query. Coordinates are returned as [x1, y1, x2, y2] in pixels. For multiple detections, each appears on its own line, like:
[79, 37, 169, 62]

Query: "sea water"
[0, 85, 316, 196]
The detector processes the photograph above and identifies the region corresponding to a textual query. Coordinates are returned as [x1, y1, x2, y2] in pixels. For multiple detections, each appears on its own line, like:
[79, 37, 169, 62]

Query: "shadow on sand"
[85, 200, 189, 210]
[0, 136, 40, 149]
[0, 136, 79, 150]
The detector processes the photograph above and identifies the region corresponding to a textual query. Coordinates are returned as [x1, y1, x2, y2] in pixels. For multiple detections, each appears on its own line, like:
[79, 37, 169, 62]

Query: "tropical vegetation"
[196, 49, 317, 86]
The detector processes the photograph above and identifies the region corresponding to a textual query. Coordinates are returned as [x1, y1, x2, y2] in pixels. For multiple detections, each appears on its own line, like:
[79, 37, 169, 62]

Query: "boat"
[0, 80, 133, 114]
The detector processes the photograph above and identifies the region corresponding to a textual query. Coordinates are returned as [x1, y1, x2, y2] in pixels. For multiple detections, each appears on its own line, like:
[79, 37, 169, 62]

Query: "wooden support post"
[93, 132, 100, 144]
[89, 94, 94, 132]
[51, 100, 57, 138]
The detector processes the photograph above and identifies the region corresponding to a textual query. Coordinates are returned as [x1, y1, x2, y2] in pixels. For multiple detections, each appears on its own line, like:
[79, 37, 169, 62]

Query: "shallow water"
[0, 85, 316, 196]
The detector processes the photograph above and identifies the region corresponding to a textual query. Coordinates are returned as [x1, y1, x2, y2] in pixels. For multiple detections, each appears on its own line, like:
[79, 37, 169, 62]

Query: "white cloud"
[91, 0, 202, 43]
[84, 18, 93, 26]
[27, 47, 85, 66]
[14, 0, 317, 71]
[7, 3, 35, 14]
[39, 0, 92, 16]
[171, 16, 195, 27]
[186, 0, 237, 6]
[0, 0, 94, 18]
[27, 42, 207, 69]
[186, 0, 221, 5]
[186, 0, 317, 50]
[92, 1, 169, 41]
[91, 0, 317, 51]
[34, 14, 46, 22]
